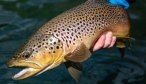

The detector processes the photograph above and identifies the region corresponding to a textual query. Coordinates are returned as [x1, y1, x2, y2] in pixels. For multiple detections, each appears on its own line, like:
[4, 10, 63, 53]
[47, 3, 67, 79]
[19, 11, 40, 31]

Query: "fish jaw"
[7, 59, 43, 80]
[12, 67, 40, 80]
[7, 59, 42, 69]
[6, 50, 51, 80]
[12, 61, 63, 80]
[8, 61, 64, 80]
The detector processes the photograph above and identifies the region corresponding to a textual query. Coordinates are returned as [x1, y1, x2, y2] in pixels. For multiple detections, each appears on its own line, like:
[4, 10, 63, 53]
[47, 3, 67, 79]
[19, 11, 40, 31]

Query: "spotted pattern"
[13, 0, 129, 59]
[37, 0, 128, 49]
[14, 34, 62, 59]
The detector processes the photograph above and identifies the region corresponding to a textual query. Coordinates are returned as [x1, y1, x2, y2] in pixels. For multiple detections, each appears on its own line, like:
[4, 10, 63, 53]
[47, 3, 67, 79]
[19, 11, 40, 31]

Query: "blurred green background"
[0, 0, 146, 84]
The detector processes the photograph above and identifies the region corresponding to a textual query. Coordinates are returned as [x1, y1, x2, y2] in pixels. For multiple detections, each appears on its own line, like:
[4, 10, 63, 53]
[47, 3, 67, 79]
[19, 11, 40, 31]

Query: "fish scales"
[37, 0, 129, 53]
[7, 0, 130, 81]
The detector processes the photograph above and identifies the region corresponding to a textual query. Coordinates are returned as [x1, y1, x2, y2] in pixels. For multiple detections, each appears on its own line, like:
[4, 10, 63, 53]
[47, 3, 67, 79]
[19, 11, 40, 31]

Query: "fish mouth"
[7, 60, 44, 80]
[12, 67, 40, 80]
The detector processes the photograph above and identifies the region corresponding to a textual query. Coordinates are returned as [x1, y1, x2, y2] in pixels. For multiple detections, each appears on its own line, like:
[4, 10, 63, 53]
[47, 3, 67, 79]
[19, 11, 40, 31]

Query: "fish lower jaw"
[13, 67, 39, 80]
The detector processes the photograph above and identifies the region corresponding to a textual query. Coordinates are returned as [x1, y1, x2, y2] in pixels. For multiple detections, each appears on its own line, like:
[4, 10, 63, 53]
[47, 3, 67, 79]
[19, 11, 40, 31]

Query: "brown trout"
[7, 0, 130, 81]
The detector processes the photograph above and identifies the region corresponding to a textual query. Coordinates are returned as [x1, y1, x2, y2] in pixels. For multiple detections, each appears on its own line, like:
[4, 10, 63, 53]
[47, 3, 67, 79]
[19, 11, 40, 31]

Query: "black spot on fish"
[69, 40, 71, 43]
[70, 37, 72, 39]
[49, 29, 52, 31]
[38, 45, 41, 48]
[56, 34, 59, 36]
[69, 26, 71, 28]
[78, 32, 81, 35]
[76, 35, 78, 38]
[53, 51, 55, 53]
[58, 40, 60, 43]
[56, 46, 59, 49]
[54, 42, 56, 45]
[77, 27, 80, 29]
[54, 30, 57, 32]
[87, 29, 89, 31]
[67, 28, 69, 31]
[50, 47, 53, 50]
[83, 23, 85, 25]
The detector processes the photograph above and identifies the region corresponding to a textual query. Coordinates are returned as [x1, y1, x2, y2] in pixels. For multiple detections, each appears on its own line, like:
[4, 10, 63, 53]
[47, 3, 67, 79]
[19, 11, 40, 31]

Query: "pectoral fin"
[65, 43, 91, 62]
[64, 61, 82, 81]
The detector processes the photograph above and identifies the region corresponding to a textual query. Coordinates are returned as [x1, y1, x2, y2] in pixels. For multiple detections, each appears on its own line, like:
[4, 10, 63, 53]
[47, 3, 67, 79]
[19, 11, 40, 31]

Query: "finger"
[103, 32, 113, 48]
[93, 34, 106, 51]
[108, 36, 116, 48]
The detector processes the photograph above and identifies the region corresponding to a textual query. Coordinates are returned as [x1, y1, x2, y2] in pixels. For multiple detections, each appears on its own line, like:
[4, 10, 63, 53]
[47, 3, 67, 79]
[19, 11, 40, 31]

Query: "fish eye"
[22, 51, 30, 58]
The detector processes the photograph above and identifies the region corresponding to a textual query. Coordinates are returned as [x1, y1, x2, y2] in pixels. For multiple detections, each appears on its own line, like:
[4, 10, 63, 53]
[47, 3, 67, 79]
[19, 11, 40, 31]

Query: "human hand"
[93, 32, 116, 51]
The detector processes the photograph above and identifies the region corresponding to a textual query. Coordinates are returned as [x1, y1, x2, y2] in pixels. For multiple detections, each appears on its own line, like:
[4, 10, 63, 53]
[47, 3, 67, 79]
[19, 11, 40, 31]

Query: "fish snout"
[7, 59, 16, 68]
[6, 58, 42, 69]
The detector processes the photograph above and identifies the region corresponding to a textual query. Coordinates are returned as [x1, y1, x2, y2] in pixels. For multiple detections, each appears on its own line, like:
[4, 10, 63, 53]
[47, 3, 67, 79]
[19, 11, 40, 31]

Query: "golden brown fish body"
[7, 0, 130, 81]
[38, 0, 130, 52]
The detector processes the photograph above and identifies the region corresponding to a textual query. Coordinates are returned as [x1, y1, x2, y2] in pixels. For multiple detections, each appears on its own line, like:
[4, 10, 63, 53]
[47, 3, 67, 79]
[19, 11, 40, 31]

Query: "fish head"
[7, 34, 64, 80]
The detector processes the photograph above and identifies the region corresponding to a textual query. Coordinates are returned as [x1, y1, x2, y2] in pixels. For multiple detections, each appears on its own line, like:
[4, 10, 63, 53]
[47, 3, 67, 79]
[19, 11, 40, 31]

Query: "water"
[0, 0, 146, 84]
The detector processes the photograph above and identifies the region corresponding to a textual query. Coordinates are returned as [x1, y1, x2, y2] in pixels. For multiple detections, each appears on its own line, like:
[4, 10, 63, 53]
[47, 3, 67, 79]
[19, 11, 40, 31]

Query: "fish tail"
[116, 36, 135, 58]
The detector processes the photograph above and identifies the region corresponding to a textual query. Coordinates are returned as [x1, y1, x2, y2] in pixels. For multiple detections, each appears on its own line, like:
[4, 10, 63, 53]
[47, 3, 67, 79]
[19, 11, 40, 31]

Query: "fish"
[7, 0, 131, 81]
